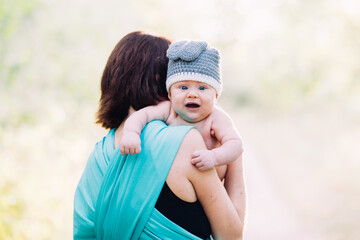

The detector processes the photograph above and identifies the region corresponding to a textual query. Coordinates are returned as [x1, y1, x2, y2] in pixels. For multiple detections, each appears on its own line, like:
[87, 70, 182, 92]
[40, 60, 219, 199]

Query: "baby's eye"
[181, 86, 188, 90]
[199, 86, 206, 90]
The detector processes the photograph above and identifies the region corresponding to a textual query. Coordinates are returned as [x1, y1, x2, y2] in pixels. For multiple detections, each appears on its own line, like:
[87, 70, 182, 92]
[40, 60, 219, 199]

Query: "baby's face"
[168, 80, 217, 123]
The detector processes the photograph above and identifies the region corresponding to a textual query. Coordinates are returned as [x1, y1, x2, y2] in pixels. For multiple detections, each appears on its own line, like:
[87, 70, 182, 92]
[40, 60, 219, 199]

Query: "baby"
[120, 40, 243, 171]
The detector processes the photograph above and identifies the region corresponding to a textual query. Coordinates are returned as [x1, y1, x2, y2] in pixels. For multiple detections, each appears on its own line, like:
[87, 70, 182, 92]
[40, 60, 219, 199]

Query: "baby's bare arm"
[191, 107, 243, 170]
[123, 101, 171, 134]
[120, 101, 171, 155]
[210, 107, 243, 166]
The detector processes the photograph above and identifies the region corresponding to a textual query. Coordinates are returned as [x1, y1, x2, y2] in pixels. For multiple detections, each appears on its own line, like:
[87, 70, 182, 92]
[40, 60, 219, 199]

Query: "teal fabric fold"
[74, 120, 199, 239]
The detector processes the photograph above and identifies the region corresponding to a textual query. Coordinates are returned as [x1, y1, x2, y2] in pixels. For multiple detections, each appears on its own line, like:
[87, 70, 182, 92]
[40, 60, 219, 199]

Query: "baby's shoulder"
[209, 105, 234, 130]
[211, 105, 230, 119]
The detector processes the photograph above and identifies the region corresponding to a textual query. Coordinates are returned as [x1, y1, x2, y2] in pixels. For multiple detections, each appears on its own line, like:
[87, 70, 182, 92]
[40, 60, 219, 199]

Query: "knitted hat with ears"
[166, 40, 222, 95]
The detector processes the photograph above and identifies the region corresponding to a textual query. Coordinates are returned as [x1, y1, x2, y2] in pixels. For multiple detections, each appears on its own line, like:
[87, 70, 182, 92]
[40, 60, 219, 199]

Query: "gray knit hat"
[166, 40, 222, 95]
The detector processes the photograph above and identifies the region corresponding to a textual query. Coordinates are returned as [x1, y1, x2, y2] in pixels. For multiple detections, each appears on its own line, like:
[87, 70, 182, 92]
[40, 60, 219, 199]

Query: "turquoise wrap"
[74, 120, 202, 239]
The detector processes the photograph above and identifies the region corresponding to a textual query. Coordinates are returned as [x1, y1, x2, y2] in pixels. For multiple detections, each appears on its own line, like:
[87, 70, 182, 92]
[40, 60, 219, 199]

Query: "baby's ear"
[168, 91, 172, 100]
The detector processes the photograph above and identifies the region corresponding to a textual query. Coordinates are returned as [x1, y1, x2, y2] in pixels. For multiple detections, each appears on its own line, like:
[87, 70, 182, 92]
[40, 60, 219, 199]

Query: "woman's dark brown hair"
[96, 31, 172, 129]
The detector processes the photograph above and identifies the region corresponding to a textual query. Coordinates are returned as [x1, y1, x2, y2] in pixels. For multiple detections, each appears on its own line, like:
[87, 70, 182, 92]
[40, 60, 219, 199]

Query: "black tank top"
[155, 182, 212, 239]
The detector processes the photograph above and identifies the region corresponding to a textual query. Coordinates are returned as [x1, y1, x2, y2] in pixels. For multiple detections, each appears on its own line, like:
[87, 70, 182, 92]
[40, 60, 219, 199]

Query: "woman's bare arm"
[224, 155, 247, 235]
[178, 129, 243, 239]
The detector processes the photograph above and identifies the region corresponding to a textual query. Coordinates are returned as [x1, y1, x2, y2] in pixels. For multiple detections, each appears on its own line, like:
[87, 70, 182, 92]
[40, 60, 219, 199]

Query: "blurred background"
[1, 0, 359, 239]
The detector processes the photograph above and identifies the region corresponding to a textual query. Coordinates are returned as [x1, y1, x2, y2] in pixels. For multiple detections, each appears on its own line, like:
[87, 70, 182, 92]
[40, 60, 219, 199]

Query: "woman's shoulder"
[166, 128, 207, 202]
[96, 128, 117, 155]
[173, 128, 206, 174]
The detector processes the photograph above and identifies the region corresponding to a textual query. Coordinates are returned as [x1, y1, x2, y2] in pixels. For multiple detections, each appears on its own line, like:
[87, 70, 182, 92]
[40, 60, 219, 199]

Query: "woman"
[74, 31, 245, 239]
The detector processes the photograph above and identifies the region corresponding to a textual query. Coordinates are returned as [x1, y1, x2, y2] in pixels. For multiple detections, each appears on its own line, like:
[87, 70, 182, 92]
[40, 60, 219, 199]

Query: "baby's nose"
[187, 91, 198, 98]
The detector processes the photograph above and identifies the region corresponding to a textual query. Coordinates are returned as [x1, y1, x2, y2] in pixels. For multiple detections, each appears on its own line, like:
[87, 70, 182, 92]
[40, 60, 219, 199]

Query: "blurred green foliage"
[0, 1, 37, 237]
[0, 0, 39, 130]
[0, 0, 38, 84]
[0, 181, 25, 240]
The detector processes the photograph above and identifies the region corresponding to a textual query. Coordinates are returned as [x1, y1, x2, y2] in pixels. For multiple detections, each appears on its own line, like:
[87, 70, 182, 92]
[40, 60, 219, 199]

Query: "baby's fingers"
[120, 146, 125, 155]
[134, 146, 142, 154]
[192, 150, 201, 158]
[195, 161, 203, 168]
[128, 145, 141, 155]
[195, 162, 210, 171]
[129, 148, 135, 155]
[198, 164, 211, 171]
[191, 156, 201, 165]
[121, 146, 130, 155]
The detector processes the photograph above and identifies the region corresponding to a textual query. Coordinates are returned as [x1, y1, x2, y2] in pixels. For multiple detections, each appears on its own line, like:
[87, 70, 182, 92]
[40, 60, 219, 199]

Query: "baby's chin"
[181, 115, 208, 124]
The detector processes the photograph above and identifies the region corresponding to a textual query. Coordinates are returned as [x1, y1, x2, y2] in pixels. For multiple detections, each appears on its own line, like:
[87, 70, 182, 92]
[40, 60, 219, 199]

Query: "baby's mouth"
[185, 103, 200, 108]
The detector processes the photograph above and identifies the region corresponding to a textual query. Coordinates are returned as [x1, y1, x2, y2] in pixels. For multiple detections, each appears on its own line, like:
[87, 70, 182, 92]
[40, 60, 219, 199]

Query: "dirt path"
[243, 145, 325, 240]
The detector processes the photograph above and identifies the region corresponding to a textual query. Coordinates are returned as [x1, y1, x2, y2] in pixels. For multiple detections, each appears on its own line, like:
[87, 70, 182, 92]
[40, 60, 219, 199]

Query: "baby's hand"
[191, 150, 216, 171]
[120, 131, 142, 155]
